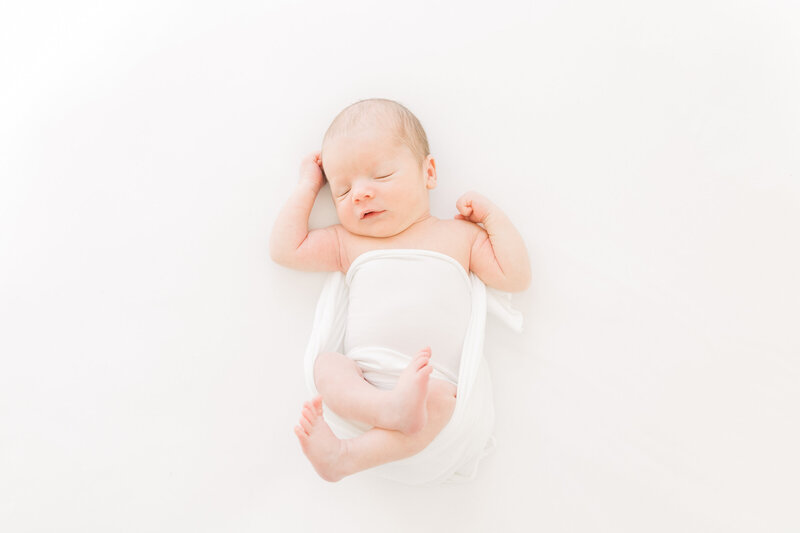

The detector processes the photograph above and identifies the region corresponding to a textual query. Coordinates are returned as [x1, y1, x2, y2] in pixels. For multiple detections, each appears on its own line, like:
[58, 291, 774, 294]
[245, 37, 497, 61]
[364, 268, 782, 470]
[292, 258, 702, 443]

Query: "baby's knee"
[426, 380, 457, 419]
[313, 351, 363, 390]
[428, 378, 457, 400]
[313, 351, 339, 389]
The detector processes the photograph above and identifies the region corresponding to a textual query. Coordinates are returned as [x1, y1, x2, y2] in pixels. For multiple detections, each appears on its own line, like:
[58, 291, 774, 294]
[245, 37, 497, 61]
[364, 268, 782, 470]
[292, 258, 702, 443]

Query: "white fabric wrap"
[303, 249, 523, 486]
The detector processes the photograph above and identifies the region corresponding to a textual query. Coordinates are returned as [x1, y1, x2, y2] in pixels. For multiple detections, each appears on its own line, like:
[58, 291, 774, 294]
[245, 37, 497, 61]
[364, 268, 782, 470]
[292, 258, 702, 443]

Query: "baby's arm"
[455, 191, 531, 292]
[269, 151, 343, 272]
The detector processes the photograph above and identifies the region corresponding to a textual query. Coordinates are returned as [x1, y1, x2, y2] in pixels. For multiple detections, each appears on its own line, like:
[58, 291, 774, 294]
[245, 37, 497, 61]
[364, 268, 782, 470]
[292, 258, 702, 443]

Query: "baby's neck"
[404, 213, 436, 231]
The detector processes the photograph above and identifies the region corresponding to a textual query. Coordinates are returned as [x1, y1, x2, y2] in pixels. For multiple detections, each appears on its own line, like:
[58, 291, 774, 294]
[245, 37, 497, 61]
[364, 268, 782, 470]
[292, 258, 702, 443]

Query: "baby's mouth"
[361, 210, 385, 219]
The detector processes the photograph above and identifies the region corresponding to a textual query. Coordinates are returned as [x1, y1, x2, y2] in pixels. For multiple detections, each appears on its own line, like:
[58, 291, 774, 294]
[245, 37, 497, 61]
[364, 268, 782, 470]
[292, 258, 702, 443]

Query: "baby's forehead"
[323, 130, 404, 168]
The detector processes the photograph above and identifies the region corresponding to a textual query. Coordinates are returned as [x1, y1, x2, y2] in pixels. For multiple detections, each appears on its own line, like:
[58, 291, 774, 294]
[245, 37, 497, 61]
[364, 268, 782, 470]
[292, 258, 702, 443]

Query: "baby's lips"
[360, 209, 385, 219]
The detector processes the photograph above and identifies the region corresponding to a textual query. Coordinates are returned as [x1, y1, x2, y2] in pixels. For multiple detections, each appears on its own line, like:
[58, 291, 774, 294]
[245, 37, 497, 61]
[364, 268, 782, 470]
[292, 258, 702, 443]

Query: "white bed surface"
[1, 1, 798, 531]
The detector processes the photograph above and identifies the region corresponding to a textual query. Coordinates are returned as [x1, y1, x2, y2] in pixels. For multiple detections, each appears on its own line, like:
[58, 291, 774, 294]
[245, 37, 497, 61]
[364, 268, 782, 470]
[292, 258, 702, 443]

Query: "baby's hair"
[321, 98, 430, 169]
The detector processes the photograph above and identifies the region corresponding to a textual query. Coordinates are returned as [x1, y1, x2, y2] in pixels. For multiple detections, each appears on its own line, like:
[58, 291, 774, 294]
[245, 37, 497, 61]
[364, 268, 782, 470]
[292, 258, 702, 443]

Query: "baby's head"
[320, 98, 437, 238]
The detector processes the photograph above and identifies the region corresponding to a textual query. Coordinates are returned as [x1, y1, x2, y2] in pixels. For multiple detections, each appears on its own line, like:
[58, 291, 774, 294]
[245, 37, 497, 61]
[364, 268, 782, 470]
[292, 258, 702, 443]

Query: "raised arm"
[455, 191, 531, 292]
[269, 151, 343, 272]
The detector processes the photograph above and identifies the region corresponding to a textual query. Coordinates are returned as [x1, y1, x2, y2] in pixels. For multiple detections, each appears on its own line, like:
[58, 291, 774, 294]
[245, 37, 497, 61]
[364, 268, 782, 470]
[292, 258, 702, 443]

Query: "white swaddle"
[303, 248, 523, 485]
[344, 249, 471, 388]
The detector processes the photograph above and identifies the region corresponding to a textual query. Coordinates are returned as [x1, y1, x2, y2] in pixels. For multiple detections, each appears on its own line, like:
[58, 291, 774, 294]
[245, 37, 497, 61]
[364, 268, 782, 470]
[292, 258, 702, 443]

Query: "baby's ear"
[424, 155, 437, 189]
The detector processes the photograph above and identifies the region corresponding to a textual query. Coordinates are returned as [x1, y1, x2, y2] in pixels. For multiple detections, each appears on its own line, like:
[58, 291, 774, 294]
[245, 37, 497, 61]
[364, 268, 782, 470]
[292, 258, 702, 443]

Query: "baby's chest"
[342, 222, 475, 273]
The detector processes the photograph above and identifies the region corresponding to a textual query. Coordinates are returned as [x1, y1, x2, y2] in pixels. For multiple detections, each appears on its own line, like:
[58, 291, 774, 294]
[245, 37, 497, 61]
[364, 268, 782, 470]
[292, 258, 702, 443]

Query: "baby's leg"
[294, 379, 457, 482]
[314, 348, 433, 434]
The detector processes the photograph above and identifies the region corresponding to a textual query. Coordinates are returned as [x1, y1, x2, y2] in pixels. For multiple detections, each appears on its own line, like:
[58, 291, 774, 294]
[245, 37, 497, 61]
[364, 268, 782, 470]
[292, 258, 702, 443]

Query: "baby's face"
[322, 126, 435, 238]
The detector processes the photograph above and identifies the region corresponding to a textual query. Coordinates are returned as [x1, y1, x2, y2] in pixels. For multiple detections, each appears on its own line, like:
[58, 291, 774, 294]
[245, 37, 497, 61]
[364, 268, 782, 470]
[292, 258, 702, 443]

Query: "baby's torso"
[343, 246, 473, 385]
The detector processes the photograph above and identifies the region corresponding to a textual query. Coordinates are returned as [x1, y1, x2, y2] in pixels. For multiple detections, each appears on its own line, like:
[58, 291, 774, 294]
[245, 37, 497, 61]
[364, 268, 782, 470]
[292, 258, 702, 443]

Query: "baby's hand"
[298, 151, 326, 192]
[454, 191, 495, 225]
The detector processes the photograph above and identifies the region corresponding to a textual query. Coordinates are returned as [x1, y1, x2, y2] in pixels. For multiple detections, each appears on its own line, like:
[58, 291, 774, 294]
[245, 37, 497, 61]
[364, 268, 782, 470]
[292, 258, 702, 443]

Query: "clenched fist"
[298, 151, 326, 192]
[454, 191, 495, 226]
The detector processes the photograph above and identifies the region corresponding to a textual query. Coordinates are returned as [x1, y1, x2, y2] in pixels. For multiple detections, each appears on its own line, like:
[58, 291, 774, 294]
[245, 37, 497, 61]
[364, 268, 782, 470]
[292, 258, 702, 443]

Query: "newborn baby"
[269, 98, 530, 482]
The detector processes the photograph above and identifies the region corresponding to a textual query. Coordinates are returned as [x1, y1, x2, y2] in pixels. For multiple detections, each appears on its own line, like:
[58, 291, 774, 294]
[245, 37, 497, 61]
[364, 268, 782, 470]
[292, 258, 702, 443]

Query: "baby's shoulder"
[434, 217, 483, 243]
[425, 218, 481, 272]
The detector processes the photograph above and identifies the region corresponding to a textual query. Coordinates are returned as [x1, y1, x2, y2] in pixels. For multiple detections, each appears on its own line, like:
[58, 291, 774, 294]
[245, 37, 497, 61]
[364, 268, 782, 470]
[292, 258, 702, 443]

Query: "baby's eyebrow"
[329, 164, 376, 183]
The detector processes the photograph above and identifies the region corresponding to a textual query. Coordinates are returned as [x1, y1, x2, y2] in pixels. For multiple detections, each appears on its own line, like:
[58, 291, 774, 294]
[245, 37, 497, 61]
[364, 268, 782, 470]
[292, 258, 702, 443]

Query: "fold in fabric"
[303, 249, 523, 485]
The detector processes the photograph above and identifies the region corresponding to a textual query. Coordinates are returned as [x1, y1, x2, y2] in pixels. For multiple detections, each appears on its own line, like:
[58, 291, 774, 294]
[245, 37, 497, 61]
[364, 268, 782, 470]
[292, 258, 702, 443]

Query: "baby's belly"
[343, 252, 472, 385]
[345, 301, 469, 385]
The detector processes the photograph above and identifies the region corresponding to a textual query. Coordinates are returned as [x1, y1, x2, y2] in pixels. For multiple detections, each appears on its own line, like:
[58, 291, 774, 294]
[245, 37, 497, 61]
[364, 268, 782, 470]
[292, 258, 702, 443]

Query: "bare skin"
[294, 376, 457, 482]
[313, 347, 434, 434]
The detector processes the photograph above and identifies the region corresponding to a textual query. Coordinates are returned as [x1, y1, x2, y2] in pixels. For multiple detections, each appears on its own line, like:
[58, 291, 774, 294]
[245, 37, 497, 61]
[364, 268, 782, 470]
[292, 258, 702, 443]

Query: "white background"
[2, 1, 799, 531]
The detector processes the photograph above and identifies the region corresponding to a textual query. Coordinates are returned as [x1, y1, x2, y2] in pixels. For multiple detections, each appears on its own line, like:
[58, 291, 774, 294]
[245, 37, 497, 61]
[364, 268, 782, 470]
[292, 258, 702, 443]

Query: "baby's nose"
[352, 182, 374, 202]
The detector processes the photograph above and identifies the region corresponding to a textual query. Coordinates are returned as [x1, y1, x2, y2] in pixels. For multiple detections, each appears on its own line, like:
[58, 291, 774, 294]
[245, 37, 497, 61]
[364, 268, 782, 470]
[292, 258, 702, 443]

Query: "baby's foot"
[294, 396, 348, 482]
[380, 347, 433, 434]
